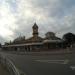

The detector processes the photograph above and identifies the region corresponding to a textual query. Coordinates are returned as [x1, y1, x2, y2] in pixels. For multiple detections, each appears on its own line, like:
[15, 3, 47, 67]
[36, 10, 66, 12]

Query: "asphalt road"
[1, 51, 75, 75]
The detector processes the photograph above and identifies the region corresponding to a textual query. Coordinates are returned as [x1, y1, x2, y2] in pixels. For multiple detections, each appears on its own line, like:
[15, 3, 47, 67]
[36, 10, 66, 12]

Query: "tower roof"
[32, 23, 38, 29]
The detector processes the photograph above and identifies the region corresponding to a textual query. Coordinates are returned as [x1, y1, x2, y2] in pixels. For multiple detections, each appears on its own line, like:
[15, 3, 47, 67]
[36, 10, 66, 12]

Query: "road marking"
[70, 66, 75, 70]
[35, 60, 69, 64]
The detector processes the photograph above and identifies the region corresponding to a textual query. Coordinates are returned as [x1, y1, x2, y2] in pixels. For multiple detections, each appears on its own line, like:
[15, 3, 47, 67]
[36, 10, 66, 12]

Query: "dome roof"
[45, 32, 55, 35]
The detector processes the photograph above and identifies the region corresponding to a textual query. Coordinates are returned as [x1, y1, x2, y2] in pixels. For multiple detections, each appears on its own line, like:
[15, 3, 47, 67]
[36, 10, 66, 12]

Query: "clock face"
[33, 29, 38, 32]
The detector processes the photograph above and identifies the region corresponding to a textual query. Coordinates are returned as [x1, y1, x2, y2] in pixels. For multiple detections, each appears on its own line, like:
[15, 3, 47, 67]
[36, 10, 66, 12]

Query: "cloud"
[0, 0, 75, 44]
[15, 0, 75, 37]
[0, 1, 18, 43]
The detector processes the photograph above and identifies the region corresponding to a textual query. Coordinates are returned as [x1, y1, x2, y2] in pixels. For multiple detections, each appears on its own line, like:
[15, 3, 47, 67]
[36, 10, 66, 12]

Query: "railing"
[0, 54, 20, 75]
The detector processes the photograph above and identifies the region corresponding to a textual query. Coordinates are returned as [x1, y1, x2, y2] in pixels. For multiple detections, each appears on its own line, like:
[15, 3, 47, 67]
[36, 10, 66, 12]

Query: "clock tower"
[32, 23, 39, 37]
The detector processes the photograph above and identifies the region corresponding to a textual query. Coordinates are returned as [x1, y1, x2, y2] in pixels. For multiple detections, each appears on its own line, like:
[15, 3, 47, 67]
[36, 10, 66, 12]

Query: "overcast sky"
[0, 0, 75, 44]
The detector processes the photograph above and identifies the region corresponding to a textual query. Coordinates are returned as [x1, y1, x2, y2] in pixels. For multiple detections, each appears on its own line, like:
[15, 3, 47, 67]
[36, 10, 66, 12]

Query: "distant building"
[2, 23, 65, 52]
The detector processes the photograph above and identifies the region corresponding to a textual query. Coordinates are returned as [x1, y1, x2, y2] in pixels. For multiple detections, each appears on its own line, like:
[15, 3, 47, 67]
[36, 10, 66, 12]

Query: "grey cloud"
[1, 0, 75, 44]
[13, 0, 75, 37]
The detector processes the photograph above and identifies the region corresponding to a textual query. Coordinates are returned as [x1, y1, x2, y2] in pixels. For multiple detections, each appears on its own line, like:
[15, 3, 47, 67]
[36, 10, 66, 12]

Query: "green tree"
[63, 32, 75, 47]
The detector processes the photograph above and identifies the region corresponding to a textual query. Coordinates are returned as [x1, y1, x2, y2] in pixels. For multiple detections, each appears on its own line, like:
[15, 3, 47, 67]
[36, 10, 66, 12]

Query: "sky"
[0, 0, 75, 44]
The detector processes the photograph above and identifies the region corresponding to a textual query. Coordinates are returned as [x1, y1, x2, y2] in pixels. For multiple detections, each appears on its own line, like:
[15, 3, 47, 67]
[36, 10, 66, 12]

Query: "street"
[1, 51, 75, 75]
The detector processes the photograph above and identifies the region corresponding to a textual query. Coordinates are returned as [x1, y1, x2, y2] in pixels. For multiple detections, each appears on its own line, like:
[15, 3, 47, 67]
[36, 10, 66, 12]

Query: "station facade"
[2, 23, 65, 52]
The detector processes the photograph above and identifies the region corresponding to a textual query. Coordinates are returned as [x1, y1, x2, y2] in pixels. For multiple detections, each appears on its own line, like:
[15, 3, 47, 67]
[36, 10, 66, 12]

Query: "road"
[1, 51, 75, 75]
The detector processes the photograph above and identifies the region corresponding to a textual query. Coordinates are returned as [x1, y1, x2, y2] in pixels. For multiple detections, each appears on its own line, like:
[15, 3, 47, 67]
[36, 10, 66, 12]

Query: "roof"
[25, 36, 43, 43]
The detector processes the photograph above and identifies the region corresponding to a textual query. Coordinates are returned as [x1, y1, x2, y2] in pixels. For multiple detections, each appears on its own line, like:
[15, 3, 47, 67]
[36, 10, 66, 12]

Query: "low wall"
[0, 54, 20, 75]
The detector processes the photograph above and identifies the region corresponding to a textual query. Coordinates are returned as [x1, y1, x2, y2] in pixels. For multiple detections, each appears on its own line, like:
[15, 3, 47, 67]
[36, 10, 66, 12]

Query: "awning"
[2, 42, 43, 47]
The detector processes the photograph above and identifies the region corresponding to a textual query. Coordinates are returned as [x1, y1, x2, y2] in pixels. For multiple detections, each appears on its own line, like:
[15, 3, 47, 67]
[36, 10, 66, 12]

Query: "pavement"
[1, 51, 75, 75]
[0, 64, 10, 75]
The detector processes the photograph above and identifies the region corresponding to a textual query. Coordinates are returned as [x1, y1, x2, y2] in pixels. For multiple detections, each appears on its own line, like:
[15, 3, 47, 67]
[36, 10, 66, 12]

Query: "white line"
[35, 60, 69, 64]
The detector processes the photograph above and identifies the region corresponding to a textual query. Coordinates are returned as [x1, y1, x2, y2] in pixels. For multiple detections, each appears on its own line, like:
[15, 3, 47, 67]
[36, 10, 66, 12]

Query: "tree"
[63, 32, 75, 47]
[0, 43, 1, 48]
